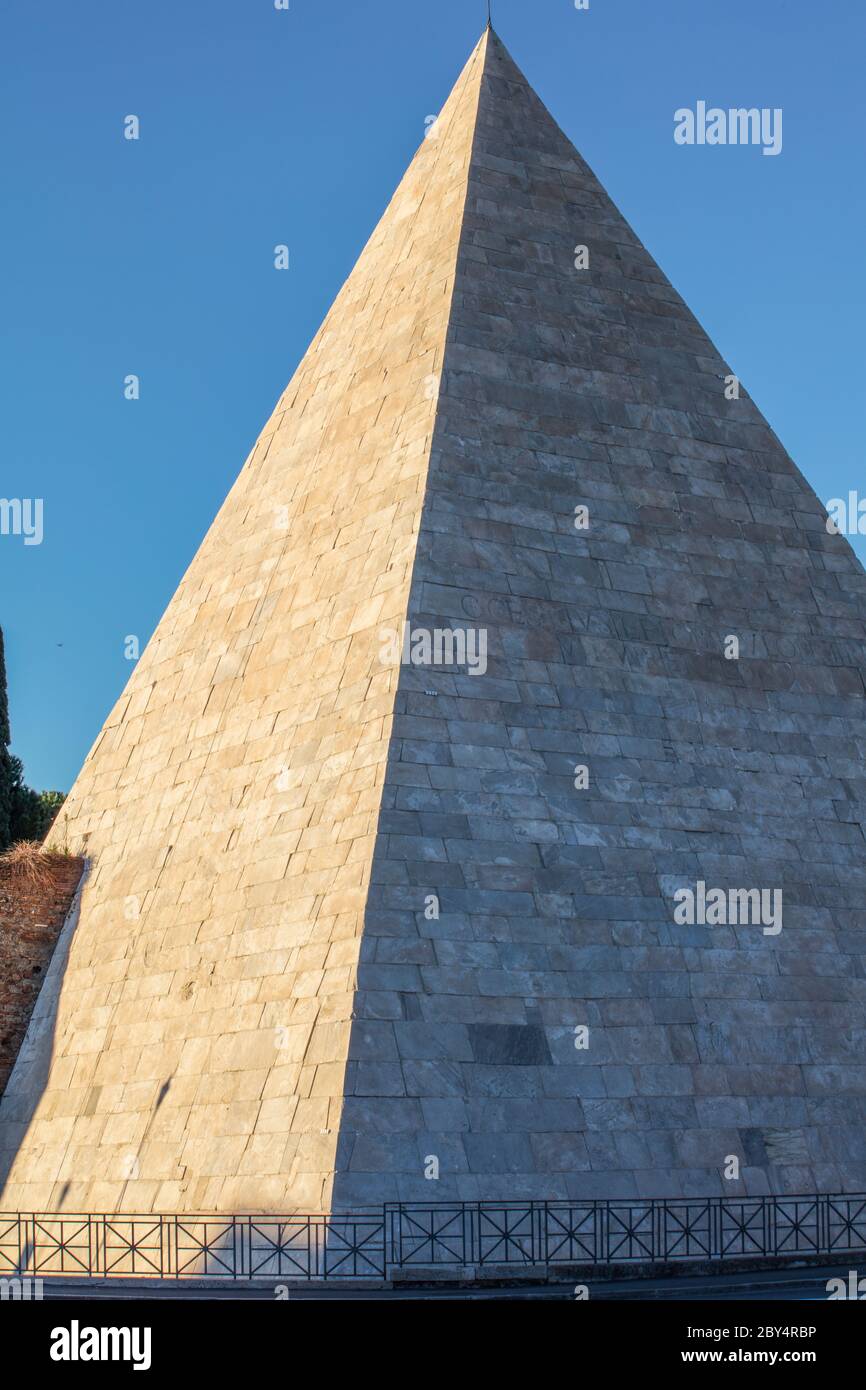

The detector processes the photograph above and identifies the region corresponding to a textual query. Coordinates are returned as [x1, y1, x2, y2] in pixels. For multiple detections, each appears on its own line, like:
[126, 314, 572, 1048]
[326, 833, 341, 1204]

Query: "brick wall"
[0, 857, 83, 1095]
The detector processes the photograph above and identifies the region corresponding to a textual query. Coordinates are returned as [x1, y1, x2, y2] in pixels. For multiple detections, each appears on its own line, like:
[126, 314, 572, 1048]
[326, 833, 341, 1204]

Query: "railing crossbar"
[1, 1195, 864, 1282]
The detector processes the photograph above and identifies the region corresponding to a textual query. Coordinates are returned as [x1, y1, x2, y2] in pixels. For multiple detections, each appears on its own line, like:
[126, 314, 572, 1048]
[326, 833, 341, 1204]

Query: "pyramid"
[3, 28, 866, 1216]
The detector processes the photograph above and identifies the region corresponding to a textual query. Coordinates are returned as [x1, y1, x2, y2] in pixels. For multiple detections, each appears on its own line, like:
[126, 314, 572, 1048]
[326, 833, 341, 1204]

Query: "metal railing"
[2, 1195, 865, 1281]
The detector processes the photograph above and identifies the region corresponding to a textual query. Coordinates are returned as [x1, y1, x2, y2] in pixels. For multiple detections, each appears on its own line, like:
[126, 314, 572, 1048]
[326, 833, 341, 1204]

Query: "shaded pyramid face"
[4, 31, 866, 1214]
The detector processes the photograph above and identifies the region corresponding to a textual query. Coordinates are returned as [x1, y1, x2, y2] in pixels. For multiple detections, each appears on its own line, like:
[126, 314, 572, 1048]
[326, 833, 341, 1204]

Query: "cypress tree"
[0, 625, 13, 848]
[0, 629, 67, 847]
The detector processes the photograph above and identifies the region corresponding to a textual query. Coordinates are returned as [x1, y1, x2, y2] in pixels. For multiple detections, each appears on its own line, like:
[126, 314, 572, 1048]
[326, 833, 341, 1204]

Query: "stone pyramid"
[3, 28, 866, 1216]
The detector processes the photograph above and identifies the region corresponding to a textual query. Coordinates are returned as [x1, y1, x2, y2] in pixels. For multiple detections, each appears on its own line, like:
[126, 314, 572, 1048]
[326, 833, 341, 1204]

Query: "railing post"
[382, 1204, 392, 1274]
[22, 1213, 35, 1278]
[18, 1213, 30, 1277]
[767, 1194, 776, 1258]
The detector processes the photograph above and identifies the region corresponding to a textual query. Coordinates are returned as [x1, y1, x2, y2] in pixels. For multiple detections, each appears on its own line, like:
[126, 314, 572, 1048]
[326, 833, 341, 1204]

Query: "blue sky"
[2, 0, 864, 793]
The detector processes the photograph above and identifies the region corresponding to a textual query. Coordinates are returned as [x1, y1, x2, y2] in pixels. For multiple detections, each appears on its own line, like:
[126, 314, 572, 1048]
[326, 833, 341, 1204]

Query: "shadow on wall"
[0, 857, 86, 1204]
[327, 570, 570, 1210]
[328, 714, 564, 1213]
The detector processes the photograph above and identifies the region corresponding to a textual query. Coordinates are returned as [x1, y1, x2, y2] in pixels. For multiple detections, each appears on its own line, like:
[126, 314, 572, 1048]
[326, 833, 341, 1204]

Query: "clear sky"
[2, 0, 864, 793]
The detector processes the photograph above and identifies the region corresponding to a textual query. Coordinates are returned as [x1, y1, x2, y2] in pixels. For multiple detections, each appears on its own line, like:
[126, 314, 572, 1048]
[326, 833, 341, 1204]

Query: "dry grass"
[0, 841, 81, 888]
